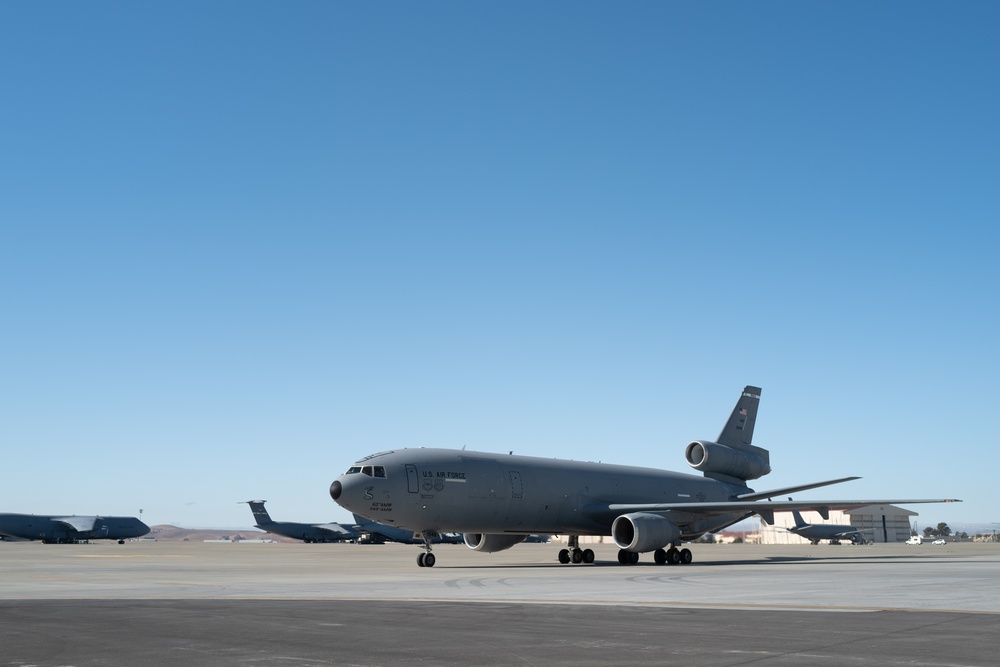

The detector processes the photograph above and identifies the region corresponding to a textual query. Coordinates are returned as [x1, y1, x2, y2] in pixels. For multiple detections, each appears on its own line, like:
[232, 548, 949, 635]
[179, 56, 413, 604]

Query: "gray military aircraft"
[0, 513, 149, 544]
[242, 500, 362, 542]
[786, 508, 871, 545]
[329, 386, 961, 567]
[351, 513, 464, 545]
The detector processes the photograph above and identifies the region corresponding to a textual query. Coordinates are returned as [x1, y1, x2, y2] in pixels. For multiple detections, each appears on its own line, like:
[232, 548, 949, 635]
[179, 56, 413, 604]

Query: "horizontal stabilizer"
[736, 476, 861, 502]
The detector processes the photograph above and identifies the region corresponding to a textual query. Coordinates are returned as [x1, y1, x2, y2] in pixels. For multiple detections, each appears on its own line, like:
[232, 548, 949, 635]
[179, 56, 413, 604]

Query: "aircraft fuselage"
[789, 523, 864, 544]
[0, 513, 150, 543]
[331, 448, 751, 538]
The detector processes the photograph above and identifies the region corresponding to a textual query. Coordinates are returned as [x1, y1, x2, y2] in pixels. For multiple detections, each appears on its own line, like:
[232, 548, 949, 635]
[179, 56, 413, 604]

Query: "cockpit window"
[353, 465, 387, 478]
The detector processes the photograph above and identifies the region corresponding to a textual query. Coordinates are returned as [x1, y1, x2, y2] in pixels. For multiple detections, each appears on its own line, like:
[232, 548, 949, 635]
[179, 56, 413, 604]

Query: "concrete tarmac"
[2, 540, 998, 665]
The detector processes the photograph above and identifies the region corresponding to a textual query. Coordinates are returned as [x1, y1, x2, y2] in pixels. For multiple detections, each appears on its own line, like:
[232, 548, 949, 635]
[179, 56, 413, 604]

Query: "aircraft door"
[509, 471, 523, 499]
[405, 464, 419, 493]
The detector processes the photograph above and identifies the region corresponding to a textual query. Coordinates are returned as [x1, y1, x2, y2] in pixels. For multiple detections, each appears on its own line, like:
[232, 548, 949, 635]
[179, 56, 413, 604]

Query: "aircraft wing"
[51, 516, 98, 532]
[831, 528, 872, 538]
[594, 498, 961, 525]
[735, 477, 861, 501]
[313, 523, 355, 535]
[605, 499, 960, 514]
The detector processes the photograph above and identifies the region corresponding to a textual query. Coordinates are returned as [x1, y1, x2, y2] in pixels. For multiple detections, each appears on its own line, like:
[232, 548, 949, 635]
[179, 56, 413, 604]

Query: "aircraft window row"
[346, 465, 386, 478]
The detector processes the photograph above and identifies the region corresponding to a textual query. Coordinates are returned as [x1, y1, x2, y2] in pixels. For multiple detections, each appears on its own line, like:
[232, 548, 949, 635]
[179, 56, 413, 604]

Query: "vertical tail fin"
[242, 500, 272, 525]
[791, 510, 807, 528]
[717, 386, 762, 447]
[685, 385, 770, 482]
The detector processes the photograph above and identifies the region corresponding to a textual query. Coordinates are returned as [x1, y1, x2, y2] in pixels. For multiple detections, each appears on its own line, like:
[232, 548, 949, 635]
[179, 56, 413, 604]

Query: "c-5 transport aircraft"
[0, 513, 149, 544]
[786, 508, 871, 545]
[351, 513, 464, 545]
[329, 386, 960, 567]
[242, 500, 361, 542]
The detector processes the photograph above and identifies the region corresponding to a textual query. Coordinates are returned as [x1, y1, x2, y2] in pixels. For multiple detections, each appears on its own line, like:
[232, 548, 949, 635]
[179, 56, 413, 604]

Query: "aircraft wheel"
[582, 548, 595, 564]
[572, 548, 584, 564]
[617, 549, 630, 565]
[417, 553, 426, 567]
[118, 539, 125, 545]
[654, 548, 667, 565]
[558, 549, 571, 564]
[667, 548, 681, 565]
[629, 551, 640, 565]
[424, 553, 436, 567]
[679, 548, 692, 565]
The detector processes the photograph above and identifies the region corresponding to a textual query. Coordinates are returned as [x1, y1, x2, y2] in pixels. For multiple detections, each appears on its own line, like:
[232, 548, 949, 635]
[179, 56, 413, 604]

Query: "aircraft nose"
[329, 479, 342, 501]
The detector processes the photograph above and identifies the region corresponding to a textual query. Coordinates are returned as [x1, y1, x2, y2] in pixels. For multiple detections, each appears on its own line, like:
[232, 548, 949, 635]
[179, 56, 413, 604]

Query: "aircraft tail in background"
[242, 500, 273, 525]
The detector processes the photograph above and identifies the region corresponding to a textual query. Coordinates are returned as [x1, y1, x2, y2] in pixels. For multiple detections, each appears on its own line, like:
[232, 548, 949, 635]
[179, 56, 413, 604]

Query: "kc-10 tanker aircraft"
[329, 386, 960, 567]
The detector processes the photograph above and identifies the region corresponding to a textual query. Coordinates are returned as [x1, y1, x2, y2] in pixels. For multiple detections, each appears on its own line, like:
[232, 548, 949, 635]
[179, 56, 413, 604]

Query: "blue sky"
[1, 3, 996, 531]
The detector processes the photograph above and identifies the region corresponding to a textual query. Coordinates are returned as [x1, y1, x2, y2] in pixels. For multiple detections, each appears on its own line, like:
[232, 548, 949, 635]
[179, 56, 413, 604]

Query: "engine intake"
[612, 513, 681, 552]
[685, 440, 770, 481]
[463, 533, 527, 553]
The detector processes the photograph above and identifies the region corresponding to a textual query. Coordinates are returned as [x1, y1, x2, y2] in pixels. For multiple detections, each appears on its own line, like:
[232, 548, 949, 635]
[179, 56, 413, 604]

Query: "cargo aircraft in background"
[0, 513, 149, 544]
[329, 386, 961, 567]
[785, 507, 872, 545]
[242, 500, 362, 543]
[351, 513, 464, 545]
[241, 499, 463, 545]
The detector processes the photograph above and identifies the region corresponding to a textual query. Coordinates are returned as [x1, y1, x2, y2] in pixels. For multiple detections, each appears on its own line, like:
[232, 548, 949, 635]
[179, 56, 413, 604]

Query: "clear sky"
[1, 3, 997, 532]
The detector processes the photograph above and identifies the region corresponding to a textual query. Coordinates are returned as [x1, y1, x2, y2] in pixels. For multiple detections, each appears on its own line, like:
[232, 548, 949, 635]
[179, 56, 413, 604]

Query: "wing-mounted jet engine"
[611, 512, 688, 564]
[463, 533, 527, 553]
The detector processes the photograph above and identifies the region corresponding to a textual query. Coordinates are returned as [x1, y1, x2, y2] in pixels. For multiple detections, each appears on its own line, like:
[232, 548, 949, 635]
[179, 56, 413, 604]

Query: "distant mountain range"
[148, 524, 295, 542]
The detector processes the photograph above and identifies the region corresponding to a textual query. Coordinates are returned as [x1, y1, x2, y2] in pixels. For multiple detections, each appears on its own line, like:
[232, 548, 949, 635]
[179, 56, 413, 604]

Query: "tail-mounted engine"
[685, 440, 770, 482]
[463, 533, 527, 553]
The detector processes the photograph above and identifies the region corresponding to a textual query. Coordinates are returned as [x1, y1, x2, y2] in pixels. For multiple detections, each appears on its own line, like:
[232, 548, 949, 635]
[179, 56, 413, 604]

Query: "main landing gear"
[416, 532, 437, 568]
[618, 546, 693, 565]
[557, 535, 595, 565]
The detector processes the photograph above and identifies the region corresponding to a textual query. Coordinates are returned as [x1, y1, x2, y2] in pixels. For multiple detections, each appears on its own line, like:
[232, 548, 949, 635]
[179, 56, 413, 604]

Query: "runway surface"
[2, 541, 998, 665]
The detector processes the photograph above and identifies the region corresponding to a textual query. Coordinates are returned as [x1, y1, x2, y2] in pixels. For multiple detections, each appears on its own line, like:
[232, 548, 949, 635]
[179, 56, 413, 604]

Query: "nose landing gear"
[416, 532, 437, 567]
